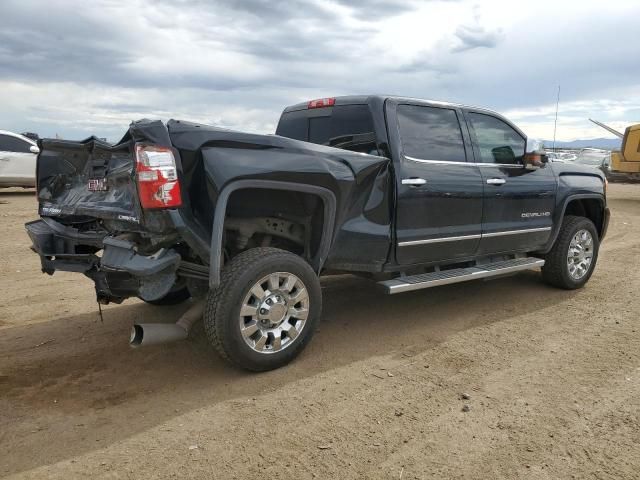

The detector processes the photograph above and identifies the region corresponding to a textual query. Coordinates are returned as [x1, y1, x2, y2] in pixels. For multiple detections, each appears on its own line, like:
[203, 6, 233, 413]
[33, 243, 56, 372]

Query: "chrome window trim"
[404, 155, 469, 166]
[404, 155, 523, 168]
[477, 163, 523, 168]
[398, 226, 552, 247]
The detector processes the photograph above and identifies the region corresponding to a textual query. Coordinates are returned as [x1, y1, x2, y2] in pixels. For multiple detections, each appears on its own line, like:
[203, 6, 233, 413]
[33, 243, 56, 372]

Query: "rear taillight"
[307, 97, 335, 109]
[135, 144, 182, 209]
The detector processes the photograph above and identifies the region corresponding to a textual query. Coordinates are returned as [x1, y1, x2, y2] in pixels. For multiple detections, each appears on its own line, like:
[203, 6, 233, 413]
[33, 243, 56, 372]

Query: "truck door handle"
[402, 178, 427, 186]
[486, 178, 506, 185]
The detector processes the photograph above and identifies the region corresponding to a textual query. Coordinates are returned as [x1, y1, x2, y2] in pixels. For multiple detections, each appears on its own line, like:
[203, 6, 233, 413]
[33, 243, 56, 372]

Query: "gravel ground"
[1, 184, 639, 479]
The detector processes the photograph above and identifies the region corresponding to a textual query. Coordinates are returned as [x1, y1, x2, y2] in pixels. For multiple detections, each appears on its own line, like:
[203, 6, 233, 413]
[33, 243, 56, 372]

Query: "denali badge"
[521, 211, 551, 218]
[88, 178, 108, 191]
[117, 214, 139, 223]
[41, 205, 62, 216]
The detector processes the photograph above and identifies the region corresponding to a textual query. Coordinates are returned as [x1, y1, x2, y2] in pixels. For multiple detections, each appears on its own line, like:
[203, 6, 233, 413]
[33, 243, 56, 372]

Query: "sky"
[0, 0, 638, 142]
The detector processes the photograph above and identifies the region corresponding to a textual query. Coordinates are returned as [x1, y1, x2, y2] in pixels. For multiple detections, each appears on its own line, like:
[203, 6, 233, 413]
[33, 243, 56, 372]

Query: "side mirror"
[524, 151, 548, 169]
[30, 145, 40, 154]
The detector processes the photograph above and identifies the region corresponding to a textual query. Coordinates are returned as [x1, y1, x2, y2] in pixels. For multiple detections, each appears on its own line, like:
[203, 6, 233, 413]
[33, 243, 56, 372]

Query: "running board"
[379, 257, 545, 294]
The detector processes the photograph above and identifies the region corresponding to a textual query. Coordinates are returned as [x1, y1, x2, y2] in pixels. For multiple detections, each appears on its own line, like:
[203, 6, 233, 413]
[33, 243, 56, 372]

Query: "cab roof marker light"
[307, 98, 336, 109]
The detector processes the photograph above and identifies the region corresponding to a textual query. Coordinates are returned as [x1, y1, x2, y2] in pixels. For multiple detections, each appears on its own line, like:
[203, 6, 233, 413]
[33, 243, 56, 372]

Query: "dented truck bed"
[27, 118, 391, 304]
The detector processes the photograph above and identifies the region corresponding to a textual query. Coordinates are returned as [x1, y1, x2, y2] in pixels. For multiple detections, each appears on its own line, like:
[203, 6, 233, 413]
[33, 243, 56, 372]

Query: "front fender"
[542, 193, 606, 253]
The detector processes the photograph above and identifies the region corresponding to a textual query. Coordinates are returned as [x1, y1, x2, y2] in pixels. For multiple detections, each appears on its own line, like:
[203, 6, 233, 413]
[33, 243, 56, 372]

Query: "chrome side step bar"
[379, 257, 545, 294]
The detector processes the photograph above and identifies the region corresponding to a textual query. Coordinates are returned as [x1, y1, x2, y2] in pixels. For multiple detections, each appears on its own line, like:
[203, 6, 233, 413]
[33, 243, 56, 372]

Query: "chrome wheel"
[239, 272, 309, 354]
[567, 229, 594, 280]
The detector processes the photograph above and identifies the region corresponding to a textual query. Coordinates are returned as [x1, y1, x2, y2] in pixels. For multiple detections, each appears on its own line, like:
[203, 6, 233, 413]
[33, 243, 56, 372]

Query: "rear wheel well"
[564, 198, 604, 237]
[222, 188, 326, 265]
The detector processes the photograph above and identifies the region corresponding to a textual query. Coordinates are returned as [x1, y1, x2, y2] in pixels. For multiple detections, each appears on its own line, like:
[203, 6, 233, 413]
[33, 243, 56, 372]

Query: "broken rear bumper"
[25, 217, 104, 274]
[25, 218, 181, 304]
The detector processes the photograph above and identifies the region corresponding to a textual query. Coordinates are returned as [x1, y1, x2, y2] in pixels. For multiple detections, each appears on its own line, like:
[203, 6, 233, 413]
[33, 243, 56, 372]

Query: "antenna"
[552, 85, 560, 151]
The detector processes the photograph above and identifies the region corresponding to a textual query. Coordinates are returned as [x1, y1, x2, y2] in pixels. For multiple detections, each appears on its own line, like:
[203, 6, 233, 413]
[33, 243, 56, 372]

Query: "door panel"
[478, 165, 556, 254]
[389, 102, 484, 265]
[396, 160, 483, 264]
[1, 152, 36, 184]
[464, 110, 556, 254]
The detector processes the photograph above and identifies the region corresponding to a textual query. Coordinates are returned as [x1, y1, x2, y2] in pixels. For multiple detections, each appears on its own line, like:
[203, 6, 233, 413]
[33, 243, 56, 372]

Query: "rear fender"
[208, 180, 336, 288]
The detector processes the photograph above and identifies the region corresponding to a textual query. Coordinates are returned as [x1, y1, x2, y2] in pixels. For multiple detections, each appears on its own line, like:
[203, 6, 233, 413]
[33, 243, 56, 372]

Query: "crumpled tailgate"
[36, 136, 140, 223]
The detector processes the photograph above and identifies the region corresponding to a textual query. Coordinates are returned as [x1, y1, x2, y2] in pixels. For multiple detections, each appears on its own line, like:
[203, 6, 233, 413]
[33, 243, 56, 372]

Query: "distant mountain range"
[542, 138, 621, 150]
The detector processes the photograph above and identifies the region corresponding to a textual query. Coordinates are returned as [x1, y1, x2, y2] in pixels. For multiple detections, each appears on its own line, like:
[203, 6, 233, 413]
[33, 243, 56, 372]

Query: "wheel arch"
[542, 194, 606, 253]
[209, 180, 337, 288]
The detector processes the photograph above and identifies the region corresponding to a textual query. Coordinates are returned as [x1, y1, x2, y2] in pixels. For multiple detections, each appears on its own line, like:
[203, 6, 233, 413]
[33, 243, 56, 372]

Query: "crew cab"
[25, 95, 610, 371]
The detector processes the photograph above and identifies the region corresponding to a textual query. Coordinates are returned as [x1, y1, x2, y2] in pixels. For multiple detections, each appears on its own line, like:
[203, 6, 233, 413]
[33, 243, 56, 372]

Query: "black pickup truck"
[26, 95, 610, 371]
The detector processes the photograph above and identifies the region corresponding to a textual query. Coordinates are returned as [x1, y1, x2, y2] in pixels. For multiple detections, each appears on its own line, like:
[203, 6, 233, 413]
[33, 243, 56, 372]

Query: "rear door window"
[397, 105, 467, 162]
[0, 134, 33, 153]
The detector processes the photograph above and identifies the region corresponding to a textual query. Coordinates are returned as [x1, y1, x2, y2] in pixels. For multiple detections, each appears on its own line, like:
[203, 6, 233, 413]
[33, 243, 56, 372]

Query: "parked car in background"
[0, 130, 39, 187]
[575, 148, 610, 175]
[547, 151, 578, 163]
[576, 148, 609, 167]
[574, 148, 634, 182]
[546, 152, 567, 163]
[574, 148, 636, 182]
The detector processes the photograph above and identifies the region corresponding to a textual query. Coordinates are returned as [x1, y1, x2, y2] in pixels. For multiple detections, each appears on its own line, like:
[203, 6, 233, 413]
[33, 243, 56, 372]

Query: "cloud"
[451, 24, 502, 52]
[0, 0, 638, 141]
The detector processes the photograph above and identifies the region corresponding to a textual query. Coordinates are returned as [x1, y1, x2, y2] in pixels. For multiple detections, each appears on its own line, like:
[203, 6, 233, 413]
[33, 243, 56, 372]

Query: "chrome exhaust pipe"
[130, 300, 205, 347]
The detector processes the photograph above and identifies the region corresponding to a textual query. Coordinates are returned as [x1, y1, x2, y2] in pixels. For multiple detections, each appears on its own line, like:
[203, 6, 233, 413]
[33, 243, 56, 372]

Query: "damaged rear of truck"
[26, 118, 391, 370]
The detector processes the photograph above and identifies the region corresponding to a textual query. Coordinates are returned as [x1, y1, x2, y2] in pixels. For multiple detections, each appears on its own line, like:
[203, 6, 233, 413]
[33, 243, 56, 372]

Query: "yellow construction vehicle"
[590, 119, 640, 176]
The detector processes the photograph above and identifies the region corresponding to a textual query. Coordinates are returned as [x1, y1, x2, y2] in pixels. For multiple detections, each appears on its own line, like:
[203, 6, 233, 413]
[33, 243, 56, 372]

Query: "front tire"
[204, 248, 322, 371]
[542, 215, 600, 289]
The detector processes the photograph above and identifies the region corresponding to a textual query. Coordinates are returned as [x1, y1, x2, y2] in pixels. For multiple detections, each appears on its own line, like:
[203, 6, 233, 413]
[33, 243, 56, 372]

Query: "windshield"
[576, 151, 608, 166]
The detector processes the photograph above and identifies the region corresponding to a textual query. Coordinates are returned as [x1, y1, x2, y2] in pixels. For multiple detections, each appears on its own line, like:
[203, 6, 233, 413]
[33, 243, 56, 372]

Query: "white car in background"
[0, 130, 40, 187]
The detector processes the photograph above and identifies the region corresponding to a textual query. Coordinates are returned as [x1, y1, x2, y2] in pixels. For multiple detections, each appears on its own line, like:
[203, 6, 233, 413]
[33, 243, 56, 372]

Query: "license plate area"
[88, 178, 108, 191]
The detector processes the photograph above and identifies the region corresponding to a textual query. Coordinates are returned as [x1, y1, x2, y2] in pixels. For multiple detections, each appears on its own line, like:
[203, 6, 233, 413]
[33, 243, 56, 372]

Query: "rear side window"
[0, 134, 32, 153]
[276, 105, 375, 147]
[397, 105, 467, 162]
[467, 112, 525, 165]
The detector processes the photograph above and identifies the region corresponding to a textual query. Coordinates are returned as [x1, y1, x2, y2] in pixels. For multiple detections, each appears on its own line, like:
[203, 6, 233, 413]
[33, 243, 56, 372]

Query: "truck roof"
[281, 95, 498, 115]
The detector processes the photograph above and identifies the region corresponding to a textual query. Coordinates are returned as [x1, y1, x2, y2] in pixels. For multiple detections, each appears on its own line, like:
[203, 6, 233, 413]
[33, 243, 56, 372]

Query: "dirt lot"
[1, 184, 639, 479]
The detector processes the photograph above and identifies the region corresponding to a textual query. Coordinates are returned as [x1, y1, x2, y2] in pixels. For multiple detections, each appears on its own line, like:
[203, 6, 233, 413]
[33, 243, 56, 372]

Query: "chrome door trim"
[481, 226, 552, 238]
[398, 226, 552, 247]
[398, 233, 482, 247]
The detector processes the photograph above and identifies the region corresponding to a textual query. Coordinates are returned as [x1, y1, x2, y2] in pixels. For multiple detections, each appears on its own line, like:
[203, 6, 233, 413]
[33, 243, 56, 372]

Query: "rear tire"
[204, 247, 321, 371]
[542, 215, 599, 289]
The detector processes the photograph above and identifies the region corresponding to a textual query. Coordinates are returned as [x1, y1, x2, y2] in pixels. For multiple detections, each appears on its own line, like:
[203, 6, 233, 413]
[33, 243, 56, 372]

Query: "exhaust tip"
[130, 324, 144, 347]
[129, 323, 189, 347]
